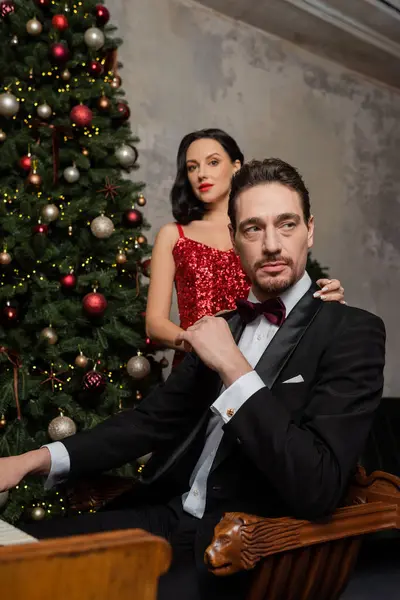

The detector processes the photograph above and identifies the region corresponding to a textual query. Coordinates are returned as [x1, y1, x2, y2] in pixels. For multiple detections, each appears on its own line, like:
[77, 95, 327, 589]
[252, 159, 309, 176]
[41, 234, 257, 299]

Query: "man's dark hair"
[228, 158, 311, 230]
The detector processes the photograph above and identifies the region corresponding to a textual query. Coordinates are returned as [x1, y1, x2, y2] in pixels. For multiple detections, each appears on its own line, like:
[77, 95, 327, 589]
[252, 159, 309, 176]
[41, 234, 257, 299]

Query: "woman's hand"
[314, 279, 345, 304]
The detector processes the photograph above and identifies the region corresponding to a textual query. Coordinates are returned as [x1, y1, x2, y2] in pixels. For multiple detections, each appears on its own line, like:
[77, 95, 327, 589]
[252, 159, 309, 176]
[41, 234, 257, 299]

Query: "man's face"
[230, 182, 314, 300]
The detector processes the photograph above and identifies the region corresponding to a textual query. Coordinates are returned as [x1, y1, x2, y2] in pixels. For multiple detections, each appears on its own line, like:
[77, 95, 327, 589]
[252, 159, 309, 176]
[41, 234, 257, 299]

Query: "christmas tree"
[0, 0, 161, 523]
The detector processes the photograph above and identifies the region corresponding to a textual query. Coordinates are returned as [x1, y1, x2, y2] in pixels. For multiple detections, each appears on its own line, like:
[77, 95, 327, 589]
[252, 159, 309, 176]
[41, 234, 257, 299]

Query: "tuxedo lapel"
[255, 283, 322, 388]
[211, 284, 322, 473]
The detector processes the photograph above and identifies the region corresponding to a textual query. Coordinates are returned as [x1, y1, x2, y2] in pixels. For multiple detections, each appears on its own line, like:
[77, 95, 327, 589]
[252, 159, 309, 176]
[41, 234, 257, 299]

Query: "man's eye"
[245, 226, 259, 233]
[282, 222, 296, 229]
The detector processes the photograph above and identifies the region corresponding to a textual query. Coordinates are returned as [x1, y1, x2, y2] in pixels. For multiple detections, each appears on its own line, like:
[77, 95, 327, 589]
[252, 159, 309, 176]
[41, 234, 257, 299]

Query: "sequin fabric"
[173, 237, 250, 331]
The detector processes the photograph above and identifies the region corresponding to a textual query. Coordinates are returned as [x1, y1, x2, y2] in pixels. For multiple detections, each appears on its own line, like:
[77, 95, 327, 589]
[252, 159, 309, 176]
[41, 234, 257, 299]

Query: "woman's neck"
[202, 196, 230, 224]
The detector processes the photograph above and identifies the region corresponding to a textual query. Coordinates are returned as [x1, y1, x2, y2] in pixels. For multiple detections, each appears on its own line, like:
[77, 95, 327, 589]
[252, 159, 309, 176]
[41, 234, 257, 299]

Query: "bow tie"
[236, 297, 286, 326]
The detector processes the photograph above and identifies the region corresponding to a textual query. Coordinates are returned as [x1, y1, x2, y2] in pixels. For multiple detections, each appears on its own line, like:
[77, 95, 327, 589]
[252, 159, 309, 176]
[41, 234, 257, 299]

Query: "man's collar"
[247, 271, 312, 317]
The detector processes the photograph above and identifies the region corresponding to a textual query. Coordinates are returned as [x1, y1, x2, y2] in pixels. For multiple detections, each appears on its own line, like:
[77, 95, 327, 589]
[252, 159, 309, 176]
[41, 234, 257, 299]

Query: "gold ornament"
[31, 506, 46, 521]
[40, 326, 58, 345]
[0, 130, 6, 143]
[26, 18, 43, 36]
[61, 69, 71, 81]
[97, 94, 111, 111]
[0, 92, 20, 117]
[137, 234, 147, 245]
[26, 167, 42, 188]
[90, 214, 114, 239]
[68, 225, 73, 236]
[116, 250, 127, 264]
[0, 414, 6, 428]
[82, 148, 89, 156]
[0, 251, 11, 265]
[110, 75, 122, 90]
[0, 490, 9, 510]
[75, 352, 88, 368]
[137, 193, 146, 207]
[136, 390, 142, 401]
[48, 413, 77, 441]
[37, 103, 52, 119]
[41, 203, 60, 223]
[127, 354, 151, 379]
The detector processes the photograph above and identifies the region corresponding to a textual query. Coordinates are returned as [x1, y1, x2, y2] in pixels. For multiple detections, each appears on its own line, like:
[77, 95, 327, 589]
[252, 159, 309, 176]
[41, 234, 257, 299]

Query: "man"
[0, 159, 385, 600]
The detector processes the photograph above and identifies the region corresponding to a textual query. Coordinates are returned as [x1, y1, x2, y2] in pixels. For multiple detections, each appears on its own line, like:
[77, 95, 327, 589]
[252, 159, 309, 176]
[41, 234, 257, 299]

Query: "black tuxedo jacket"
[63, 285, 385, 550]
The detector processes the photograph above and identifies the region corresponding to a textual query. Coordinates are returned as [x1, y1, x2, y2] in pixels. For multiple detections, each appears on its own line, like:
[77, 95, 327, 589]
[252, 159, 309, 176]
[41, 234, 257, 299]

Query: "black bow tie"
[236, 297, 286, 326]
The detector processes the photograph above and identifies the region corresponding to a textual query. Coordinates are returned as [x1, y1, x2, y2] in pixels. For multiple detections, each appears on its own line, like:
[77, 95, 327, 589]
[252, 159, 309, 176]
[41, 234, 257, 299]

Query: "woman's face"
[186, 138, 241, 206]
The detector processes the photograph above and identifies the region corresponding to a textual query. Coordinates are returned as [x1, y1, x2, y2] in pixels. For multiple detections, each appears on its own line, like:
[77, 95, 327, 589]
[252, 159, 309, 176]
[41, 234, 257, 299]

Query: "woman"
[146, 129, 344, 363]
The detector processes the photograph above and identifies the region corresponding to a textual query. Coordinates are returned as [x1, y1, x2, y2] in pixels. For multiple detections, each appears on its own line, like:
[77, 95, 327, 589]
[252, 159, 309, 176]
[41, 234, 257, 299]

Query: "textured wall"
[111, 0, 400, 394]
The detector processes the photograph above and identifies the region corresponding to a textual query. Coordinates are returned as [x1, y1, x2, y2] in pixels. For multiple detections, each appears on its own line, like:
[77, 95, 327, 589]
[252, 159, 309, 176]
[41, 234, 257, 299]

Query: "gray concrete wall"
[112, 0, 400, 394]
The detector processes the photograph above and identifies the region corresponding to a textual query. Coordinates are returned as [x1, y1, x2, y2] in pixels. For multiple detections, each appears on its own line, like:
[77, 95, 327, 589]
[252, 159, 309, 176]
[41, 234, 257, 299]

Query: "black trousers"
[22, 498, 251, 600]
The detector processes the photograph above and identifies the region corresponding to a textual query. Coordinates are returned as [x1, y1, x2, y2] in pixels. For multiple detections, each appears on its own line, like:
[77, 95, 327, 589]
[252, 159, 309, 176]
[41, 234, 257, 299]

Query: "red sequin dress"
[172, 223, 250, 365]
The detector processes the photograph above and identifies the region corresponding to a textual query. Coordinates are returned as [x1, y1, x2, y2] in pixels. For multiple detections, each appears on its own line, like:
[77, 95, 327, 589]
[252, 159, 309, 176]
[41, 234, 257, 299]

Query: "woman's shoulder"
[155, 222, 181, 247]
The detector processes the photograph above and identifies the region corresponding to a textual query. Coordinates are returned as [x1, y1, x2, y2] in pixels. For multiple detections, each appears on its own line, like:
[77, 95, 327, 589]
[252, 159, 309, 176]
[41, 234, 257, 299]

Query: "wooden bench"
[0, 528, 171, 600]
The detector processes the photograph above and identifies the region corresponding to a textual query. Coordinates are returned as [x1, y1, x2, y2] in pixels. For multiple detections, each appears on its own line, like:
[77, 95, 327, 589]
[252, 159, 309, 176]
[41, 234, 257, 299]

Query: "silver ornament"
[63, 165, 80, 183]
[40, 327, 58, 345]
[90, 215, 114, 239]
[37, 103, 52, 119]
[26, 18, 43, 36]
[84, 27, 105, 50]
[0, 93, 19, 118]
[115, 144, 138, 169]
[11, 35, 18, 46]
[0, 490, 9, 510]
[41, 203, 60, 223]
[0, 130, 6, 143]
[31, 506, 46, 521]
[48, 414, 77, 441]
[127, 355, 151, 379]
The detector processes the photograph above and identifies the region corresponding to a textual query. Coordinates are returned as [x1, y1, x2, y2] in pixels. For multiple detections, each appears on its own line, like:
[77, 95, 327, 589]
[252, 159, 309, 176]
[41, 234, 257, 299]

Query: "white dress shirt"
[45, 273, 312, 517]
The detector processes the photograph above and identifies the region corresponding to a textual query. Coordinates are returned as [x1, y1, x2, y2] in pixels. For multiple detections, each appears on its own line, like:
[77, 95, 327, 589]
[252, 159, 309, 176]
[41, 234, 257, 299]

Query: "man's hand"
[0, 448, 51, 493]
[175, 316, 252, 387]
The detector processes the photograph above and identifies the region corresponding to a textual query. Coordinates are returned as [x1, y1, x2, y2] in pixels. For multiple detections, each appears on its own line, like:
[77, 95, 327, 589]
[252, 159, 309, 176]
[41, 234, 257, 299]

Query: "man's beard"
[251, 255, 296, 296]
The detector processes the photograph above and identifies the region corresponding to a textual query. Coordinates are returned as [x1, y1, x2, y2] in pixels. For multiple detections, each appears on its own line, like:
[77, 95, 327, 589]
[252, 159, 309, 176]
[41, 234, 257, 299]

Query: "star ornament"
[40, 366, 67, 392]
[97, 177, 120, 201]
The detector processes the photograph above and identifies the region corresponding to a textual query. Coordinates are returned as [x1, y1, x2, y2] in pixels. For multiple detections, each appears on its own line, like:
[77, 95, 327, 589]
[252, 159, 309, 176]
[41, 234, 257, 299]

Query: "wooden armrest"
[65, 475, 135, 512]
[205, 501, 399, 576]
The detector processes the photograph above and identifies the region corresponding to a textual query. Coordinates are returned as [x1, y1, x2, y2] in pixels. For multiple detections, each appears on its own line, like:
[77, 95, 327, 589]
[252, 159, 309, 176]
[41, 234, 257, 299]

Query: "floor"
[341, 537, 400, 599]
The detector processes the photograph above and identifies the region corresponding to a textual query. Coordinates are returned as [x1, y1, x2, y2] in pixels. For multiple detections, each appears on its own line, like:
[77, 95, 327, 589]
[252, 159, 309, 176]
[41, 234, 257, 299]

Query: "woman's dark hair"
[170, 128, 244, 225]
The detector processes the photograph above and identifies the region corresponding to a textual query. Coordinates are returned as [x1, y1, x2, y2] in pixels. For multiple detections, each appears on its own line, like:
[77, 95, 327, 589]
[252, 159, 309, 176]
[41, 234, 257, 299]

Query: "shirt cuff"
[42, 441, 71, 490]
[211, 371, 265, 424]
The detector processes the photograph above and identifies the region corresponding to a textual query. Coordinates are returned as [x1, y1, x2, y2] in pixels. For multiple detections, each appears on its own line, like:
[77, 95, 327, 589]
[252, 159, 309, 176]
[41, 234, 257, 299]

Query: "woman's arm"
[146, 223, 187, 351]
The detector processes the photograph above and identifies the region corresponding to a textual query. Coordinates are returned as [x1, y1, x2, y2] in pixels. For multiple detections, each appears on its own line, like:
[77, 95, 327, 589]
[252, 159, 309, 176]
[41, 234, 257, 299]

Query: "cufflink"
[226, 408, 235, 417]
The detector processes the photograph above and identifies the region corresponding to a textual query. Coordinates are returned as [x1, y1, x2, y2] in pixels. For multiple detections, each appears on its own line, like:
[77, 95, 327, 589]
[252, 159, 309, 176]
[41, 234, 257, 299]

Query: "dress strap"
[176, 223, 185, 238]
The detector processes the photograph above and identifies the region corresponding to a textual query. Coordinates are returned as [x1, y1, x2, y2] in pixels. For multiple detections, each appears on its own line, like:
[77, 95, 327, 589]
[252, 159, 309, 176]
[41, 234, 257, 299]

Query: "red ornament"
[33, 223, 48, 235]
[52, 14, 69, 31]
[34, 0, 50, 6]
[82, 369, 106, 394]
[3, 305, 18, 322]
[19, 155, 32, 171]
[89, 60, 104, 77]
[50, 42, 70, 64]
[115, 102, 130, 122]
[124, 208, 143, 227]
[83, 291, 107, 316]
[70, 105, 93, 128]
[95, 4, 110, 25]
[141, 258, 151, 277]
[60, 273, 76, 289]
[0, 1, 15, 18]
